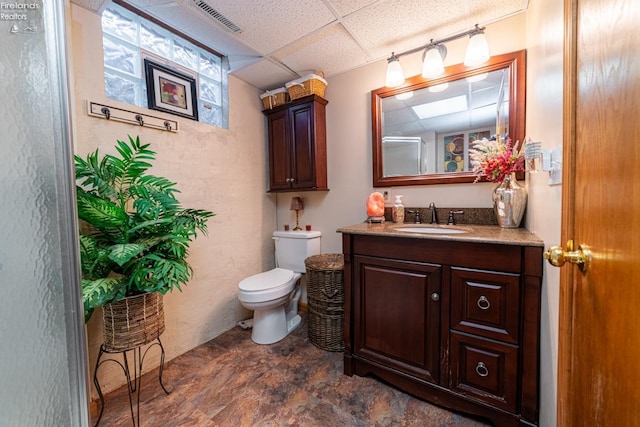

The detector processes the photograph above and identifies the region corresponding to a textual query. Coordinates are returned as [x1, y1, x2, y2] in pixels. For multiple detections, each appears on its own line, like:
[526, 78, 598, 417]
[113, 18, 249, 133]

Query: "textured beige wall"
[70, 5, 275, 397]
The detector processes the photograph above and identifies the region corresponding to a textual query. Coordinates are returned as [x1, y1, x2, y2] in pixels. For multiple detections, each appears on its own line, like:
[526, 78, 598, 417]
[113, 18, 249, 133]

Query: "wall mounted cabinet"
[263, 95, 328, 192]
[341, 232, 543, 426]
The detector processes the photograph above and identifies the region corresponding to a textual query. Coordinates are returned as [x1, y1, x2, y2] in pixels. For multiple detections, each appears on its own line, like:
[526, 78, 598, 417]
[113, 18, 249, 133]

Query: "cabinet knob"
[431, 292, 440, 302]
[475, 361, 489, 377]
[477, 295, 491, 310]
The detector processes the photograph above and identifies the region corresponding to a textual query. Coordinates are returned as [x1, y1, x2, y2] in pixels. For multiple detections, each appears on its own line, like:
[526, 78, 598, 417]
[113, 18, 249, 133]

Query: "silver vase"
[493, 173, 527, 228]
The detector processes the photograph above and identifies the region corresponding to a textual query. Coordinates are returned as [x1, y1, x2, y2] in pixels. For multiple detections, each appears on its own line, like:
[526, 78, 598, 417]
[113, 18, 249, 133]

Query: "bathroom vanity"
[338, 223, 544, 426]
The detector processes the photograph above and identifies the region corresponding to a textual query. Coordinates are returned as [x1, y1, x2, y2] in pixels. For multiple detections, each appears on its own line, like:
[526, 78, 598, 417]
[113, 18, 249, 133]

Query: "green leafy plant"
[75, 135, 214, 322]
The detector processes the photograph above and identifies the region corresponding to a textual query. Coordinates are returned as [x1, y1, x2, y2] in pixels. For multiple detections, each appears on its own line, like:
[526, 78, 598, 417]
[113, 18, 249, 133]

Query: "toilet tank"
[273, 230, 321, 273]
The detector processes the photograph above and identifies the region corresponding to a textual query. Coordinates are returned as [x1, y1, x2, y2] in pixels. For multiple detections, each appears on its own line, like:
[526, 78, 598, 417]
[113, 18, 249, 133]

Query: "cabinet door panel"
[267, 110, 292, 190]
[290, 104, 315, 188]
[451, 268, 520, 343]
[354, 256, 441, 383]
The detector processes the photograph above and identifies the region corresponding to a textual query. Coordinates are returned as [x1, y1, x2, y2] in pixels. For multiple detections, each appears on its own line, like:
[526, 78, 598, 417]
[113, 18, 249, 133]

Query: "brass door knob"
[543, 240, 591, 273]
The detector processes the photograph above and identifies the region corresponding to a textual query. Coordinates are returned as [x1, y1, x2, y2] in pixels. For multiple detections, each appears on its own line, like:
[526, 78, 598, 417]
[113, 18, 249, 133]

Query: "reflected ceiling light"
[411, 95, 468, 119]
[395, 91, 414, 100]
[428, 82, 449, 93]
[385, 24, 490, 84]
[464, 25, 490, 66]
[422, 42, 446, 78]
[386, 52, 405, 87]
[466, 72, 489, 83]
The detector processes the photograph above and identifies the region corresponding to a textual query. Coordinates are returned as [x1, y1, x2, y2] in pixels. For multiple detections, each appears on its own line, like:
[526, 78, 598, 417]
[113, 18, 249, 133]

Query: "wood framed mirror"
[372, 49, 526, 186]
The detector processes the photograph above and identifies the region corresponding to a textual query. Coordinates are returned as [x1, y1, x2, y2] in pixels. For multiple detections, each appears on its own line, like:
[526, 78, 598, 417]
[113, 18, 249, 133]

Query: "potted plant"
[75, 135, 213, 350]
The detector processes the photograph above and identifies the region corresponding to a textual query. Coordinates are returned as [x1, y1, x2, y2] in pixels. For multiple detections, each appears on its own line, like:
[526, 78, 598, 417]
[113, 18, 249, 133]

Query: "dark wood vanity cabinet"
[263, 95, 328, 192]
[342, 233, 543, 426]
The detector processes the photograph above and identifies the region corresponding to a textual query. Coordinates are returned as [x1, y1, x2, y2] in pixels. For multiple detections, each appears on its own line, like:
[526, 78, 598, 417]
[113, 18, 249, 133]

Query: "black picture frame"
[144, 59, 198, 121]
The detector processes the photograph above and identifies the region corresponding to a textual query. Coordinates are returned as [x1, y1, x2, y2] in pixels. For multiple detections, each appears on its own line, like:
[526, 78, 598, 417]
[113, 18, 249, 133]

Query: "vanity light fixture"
[384, 24, 490, 88]
[386, 52, 405, 87]
[464, 25, 490, 66]
[422, 42, 446, 78]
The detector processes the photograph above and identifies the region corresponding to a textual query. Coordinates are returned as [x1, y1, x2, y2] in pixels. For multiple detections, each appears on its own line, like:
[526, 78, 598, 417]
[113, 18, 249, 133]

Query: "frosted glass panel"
[0, 2, 88, 425]
[102, 7, 138, 44]
[199, 100, 221, 127]
[105, 70, 138, 105]
[173, 39, 198, 71]
[103, 35, 138, 75]
[140, 21, 170, 57]
[199, 76, 220, 105]
[200, 52, 221, 81]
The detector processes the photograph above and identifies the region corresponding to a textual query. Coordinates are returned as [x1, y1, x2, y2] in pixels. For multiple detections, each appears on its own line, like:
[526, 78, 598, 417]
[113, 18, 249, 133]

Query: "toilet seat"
[238, 268, 300, 303]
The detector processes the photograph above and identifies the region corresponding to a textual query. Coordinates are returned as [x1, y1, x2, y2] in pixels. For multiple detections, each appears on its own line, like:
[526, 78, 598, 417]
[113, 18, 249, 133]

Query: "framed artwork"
[443, 134, 464, 172]
[144, 59, 198, 120]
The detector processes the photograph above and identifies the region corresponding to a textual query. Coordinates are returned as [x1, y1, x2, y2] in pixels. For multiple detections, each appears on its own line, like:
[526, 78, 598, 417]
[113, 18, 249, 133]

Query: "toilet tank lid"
[273, 230, 321, 239]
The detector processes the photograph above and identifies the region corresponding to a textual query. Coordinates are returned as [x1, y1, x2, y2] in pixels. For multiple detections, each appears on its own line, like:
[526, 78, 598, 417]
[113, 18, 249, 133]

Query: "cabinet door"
[267, 109, 292, 190]
[353, 256, 441, 383]
[289, 102, 316, 189]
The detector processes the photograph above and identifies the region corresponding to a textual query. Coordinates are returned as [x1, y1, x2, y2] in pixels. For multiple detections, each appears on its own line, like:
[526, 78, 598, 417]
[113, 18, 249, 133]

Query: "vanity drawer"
[449, 332, 518, 412]
[450, 267, 520, 344]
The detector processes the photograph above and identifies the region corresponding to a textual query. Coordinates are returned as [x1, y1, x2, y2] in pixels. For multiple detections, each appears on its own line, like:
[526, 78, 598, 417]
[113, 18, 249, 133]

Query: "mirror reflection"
[372, 50, 526, 186]
[382, 68, 508, 175]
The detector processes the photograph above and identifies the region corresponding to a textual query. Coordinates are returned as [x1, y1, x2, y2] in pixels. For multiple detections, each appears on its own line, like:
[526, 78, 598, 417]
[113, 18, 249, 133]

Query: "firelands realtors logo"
[1, 2, 39, 21]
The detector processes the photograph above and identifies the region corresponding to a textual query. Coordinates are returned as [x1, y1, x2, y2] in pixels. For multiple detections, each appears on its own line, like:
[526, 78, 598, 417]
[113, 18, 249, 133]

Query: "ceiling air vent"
[192, 0, 243, 33]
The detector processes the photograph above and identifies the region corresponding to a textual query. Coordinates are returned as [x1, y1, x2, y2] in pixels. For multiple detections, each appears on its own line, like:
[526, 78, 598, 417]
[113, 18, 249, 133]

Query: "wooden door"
[266, 109, 292, 191]
[289, 102, 316, 189]
[558, 0, 640, 424]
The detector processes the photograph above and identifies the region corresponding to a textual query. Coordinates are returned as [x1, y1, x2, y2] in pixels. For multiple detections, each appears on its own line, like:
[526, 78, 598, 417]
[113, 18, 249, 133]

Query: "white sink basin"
[394, 226, 469, 234]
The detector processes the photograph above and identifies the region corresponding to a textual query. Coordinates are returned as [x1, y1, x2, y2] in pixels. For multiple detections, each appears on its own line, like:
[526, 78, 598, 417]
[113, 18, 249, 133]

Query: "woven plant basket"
[102, 292, 165, 352]
[285, 72, 328, 101]
[305, 253, 344, 351]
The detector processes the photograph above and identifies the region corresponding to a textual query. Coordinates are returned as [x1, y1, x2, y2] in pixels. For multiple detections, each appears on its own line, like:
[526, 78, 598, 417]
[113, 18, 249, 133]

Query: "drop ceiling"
[71, 0, 529, 91]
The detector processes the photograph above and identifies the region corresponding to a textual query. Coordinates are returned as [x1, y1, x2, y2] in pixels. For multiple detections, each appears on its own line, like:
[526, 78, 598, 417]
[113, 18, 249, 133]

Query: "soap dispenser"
[392, 195, 405, 223]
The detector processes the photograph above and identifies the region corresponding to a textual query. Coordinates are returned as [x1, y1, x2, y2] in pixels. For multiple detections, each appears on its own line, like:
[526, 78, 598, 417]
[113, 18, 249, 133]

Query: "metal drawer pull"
[475, 362, 489, 377]
[431, 292, 440, 301]
[477, 295, 491, 310]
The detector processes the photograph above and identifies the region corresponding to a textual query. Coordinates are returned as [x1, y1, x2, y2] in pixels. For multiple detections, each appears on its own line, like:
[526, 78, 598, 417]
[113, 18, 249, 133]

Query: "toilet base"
[250, 287, 302, 345]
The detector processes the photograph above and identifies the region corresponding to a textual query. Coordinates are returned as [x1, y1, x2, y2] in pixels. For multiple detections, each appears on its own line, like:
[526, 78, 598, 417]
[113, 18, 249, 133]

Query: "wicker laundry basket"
[102, 292, 165, 352]
[305, 253, 345, 351]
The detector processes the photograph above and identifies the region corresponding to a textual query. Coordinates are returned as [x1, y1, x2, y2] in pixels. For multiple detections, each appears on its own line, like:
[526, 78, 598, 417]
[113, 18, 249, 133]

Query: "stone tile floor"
[91, 314, 489, 426]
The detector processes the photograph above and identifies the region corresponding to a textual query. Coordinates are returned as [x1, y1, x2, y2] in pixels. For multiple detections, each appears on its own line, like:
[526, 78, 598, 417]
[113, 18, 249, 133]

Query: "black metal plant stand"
[93, 338, 170, 427]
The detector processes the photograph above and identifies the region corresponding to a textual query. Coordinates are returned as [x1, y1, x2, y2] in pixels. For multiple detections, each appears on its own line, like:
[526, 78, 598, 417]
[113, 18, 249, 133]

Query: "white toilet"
[238, 230, 321, 344]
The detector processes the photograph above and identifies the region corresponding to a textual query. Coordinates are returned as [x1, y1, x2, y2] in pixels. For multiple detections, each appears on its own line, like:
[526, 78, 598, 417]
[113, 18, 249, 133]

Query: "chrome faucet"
[408, 209, 421, 224]
[447, 210, 464, 225]
[428, 202, 438, 224]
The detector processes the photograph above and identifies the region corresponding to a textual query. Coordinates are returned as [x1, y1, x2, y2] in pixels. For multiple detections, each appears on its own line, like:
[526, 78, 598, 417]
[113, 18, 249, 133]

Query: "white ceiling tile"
[272, 24, 371, 78]
[327, 0, 379, 17]
[344, 0, 471, 60]
[200, 0, 337, 54]
[230, 59, 299, 91]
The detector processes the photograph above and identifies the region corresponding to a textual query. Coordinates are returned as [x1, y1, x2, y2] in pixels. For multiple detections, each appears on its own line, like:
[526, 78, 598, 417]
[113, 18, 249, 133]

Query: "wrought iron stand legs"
[93, 338, 170, 427]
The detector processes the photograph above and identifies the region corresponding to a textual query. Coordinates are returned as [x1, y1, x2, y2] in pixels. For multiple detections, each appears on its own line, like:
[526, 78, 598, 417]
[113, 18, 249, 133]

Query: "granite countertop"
[337, 222, 544, 247]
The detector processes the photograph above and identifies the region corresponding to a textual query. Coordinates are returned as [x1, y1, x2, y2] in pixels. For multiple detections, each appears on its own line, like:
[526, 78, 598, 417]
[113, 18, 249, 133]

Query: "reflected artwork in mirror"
[372, 50, 526, 186]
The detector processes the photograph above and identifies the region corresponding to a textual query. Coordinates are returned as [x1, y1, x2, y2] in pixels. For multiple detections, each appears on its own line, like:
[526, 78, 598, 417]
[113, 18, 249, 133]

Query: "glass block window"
[101, 3, 228, 129]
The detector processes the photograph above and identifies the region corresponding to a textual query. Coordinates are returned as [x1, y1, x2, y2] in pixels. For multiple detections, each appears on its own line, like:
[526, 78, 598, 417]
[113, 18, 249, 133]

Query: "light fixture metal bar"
[391, 24, 486, 60]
